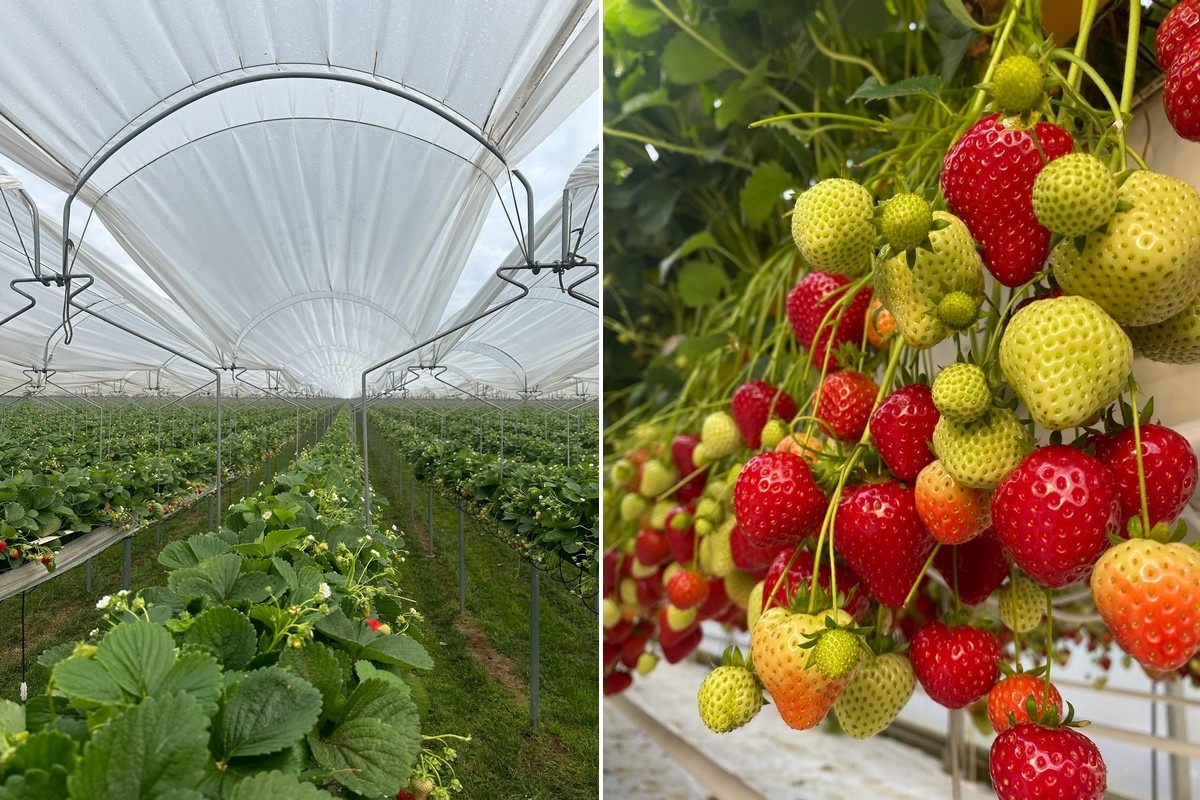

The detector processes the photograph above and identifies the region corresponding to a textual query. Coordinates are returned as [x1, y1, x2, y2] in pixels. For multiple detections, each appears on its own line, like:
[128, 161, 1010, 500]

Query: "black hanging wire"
[20, 591, 27, 702]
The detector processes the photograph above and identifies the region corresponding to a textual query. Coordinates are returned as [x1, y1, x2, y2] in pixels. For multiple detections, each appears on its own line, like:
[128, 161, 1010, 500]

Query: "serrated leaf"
[51, 658, 125, 706]
[183, 606, 258, 671]
[68, 693, 210, 800]
[218, 668, 322, 760]
[96, 620, 176, 700]
[677, 262, 728, 307]
[0, 699, 23, 735]
[158, 651, 223, 717]
[308, 717, 419, 798]
[278, 643, 344, 718]
[604, 0, 665, 37]
[740, 162, 794, 228]
[229, 572, 274, 603]
[226, 771, 329, 800]
[0, 767, 71, 800]
[7, 730, 76, 774]
[341, 678, 417, 730]
[848, 75, 942, 103]
[360, 635, 434, 671]
[658, 231, 719, 282]
[670, 334, 728, 358]
[661, 27, 731, 85]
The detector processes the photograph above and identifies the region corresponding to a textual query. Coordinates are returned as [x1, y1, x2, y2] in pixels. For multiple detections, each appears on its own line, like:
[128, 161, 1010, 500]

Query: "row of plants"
[0, 411, 464, 800]
[0, 402, 322, 573]
[605, 0, 1200, 796]
[371, 407, 599, 597]
[391, 403, 598, 465]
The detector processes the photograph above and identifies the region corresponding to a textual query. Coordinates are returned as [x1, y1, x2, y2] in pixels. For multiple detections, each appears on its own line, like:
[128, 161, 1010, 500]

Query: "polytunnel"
[0, 5, 600, 796]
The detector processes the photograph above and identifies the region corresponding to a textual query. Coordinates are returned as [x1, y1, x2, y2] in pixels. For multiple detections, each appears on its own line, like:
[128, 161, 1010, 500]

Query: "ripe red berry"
[731, 380, 797, 449]
[733, 451, 827, 548]
[1093, 423, 1198, 530]
[786, 271, 871, 373]
[869, 384, 940, 482]
[634, 528, 672, 567]
[812, 371, 878, 442]
[665, 569, 710, 610]
[932, 529, 1010, 606]
[1156, 0, 1200, 71]
[990, 724, 1107, 800]
[834, 481, 935, 608]
[1165, 42, 1200, 144]
[991, 445, 1120, 588]
[910, 621, 1001, 709]
[942, 114, 1074, 286]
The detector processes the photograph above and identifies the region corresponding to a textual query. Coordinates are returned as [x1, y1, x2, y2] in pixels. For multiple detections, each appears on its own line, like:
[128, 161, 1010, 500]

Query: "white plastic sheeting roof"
[389, 147, 600, 396]
[0, 0, 599, 397]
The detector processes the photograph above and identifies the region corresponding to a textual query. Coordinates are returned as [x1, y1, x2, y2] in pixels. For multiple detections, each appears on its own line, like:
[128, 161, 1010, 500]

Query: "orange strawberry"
[914, 459, 990, 544]
[1091, 538, 1200, 671]
[866, 295, 896, 348]
[775, 431, 825, 464]
[987, 673, 1064, 733]
[750, 606, 861, 730]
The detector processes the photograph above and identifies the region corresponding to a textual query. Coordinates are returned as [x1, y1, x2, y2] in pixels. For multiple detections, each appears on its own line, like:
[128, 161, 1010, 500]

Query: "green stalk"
[1128, 377, 1153, 538]
[1116, 0, 1143, 170]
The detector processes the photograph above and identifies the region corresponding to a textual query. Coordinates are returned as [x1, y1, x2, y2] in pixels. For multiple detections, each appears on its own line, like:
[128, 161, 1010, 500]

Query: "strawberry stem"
[1116, 0, 1142, 171]
[1128, 376, 1152, 539]
[901, 543, 940, 611]
[1061, 0, 1100, 111]
[967, 3, 1023, 120]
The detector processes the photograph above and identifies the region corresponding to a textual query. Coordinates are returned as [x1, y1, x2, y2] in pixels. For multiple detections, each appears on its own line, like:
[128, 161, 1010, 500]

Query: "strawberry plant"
[605, 0, 1200, 792]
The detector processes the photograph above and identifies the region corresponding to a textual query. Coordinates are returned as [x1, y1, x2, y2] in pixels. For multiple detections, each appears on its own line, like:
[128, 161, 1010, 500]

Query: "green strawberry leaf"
[226, 771, 329, 800]
[67, 693, 210, 800]
[848, 75, 942, 104]
[182, 606, 258, 671]
[217, 668, 322, 760]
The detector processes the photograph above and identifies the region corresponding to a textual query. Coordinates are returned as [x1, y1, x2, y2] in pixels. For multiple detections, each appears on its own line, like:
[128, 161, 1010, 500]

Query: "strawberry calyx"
[996, 660, 1049, 680]
[798, 615, 873, 678]
[1021, 698, 1089, 731]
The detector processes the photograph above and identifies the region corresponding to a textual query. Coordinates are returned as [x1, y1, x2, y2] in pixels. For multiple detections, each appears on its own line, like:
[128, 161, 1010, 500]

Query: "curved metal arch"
[88, 62, 490, 174]
[60, 69, 537, 340]
[429, 340, 526, 387]
[232, 291, 416, 359]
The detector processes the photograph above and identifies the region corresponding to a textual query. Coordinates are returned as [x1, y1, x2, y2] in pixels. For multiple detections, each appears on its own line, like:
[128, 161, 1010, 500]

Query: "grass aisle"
[0, 424, 327, 702]
[369, 443, 598, 800]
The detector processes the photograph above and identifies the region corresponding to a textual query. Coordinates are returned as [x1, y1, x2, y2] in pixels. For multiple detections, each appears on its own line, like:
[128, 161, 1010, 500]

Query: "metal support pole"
[215, 370, 223, 524]
[85, 558, 92, 592]
[458, 505, 466, 614]
[427, 486, 434, 557]
[530, 564, 541, 733]
[948, 708, 963, 800]
[1166, 679, 1192, 799]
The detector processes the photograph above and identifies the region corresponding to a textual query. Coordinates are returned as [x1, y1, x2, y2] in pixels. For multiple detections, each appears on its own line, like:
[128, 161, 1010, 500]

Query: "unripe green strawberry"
[648, 500, 674, 530]
[834, 652, 916, 739]
[665, 604, 698, 631]
[700, 519, 736, 577]
[602, 598, 622, 629]
[636, 652, 660, 676]
[725, 569, 757, 610]
[791, 178, 875, 275]
[936, 290, 980, 329]
[998, 576, 1045, 634]
[880, 192, 933, 251]
[694, 517, 714, 536]
[875, 211, 985, 349]
[1127, 292, 1200, 365]
[705, 478, 731, 500]
[747, 580, 766, 632]
[695, 497, 725, 525]
[619, 493, 648, 523]
[1032, 152, 1118, 236]
[639, 460, 676, 499]
[932, 363, 991, 423]
[812, 629, 863, 679]
[691, 441, 712, 466]
[760, 419, 788, 449]
[1052, 170, 1200, 326]
[999, 295, 1131, 430]
[932, 407, 1034, 490]
[989, 55, 1044, 113]
[701, 412, 740, 460]
[618, 578, 639, 606]
[697, 665, 764, 733]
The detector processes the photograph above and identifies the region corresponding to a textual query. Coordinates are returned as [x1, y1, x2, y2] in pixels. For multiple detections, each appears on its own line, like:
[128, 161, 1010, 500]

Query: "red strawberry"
[869, 384, 940, 482]
[941, 113, 1074, 286]
[634, 528, 672, 567]
[366, 618, 385, 632]
[1095, 423, 1198, 531]
[666, 569, 710, 610]
[671, 434, 708, 502]
[603, 551, 629, 598]
[932, 529, 1010, 606]
[733, 451, 827, 548]
[1157, 0, 1200, 71]
[786, 271, 871, 372]
[762, 548, 871, 620]
[991, 445, 1120, 588]
[657, 605, 698, 647]
[697, 577, 733, 620]
[661, 628, 703, 663]
[635, 572, 666, 606]
[729, 524, 780, 577]
[987, 674, 1063, 733]
[397, 789, 417, 800]
[664, 506, 698, 564]
[910, 621, 1000, 708]
[812, 371, 878, 442]
[604, 669, 634, 695]
[990, 724, 1107, 800]
[1165, 42, 1200, 142]
[731, 380, 797, 449]
[834, 482, 936, 608]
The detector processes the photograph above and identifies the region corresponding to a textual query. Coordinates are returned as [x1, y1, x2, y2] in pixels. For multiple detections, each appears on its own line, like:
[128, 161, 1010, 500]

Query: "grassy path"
[368, 441, 599, 800]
